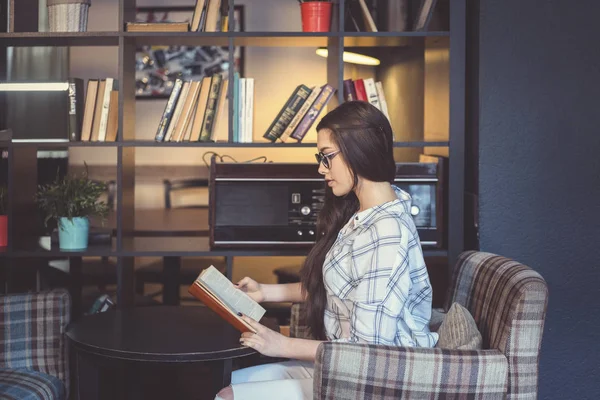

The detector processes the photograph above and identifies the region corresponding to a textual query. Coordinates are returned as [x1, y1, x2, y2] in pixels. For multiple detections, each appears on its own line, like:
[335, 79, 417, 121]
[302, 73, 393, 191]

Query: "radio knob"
[300, 206, 311, 216]
[297, 230, 303, 236]
[411, 205, 420, 216]
[309, 230, 315, 236]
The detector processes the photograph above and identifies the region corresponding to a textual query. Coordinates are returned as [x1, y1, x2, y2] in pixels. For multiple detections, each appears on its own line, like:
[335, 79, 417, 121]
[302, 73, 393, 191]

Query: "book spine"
[239, 77, 246, 142]
[263, 84, 311, 142]
[354, 79, 367, 101]
[279, 86, 321, 143]
[291, 84, 335, 141]
[375, 81, 390, 121]
[233, 72, 239, 142]
[200, 74, 222, 141]
[166, 81, 190, 142]
[342, 79, 356, 102]
[363, 78, 381, 110]
[67, 78, 84, 142]
[245, 78, 254, 143]
[155, 79, 183, 142]
[97, 77, 114, 142]
[80, 79, 98, 142]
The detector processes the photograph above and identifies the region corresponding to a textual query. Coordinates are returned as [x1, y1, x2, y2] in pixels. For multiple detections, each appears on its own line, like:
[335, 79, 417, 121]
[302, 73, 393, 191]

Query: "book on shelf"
[264, 83, 336, 144]
[188, 266, 266, 333]
[238, 77, 254, 143]
[290, 84, 335, 142]
[343, 78, 389, 121]
[345, 0, 377, 32]
[155, 73, 230, 143]
[190, 0, 229, 32]
[80, 78, 119, 142]
[68, 78, 84, 142]
[126, 22, 189, 32]
[263, 84, 312, 142]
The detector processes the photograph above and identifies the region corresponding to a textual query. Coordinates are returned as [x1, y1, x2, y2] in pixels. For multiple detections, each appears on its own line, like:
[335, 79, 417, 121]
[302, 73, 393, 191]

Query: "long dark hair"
[300, 101, 396, 340]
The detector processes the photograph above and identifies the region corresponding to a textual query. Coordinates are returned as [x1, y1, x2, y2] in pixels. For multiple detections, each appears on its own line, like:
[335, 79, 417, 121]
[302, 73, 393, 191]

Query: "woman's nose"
[317, 162, 327, 175]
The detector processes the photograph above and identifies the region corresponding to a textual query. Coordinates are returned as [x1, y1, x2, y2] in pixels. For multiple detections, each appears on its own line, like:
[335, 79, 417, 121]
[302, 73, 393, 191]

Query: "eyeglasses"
[315, 150, 340, 169]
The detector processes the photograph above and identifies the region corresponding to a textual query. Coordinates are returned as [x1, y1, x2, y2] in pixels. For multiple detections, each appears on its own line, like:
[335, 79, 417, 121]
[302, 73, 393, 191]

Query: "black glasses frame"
[315, 150, 340, 169]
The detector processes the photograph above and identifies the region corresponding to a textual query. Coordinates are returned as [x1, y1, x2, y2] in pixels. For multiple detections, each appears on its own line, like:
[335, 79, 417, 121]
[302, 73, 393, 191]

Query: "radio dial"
[300, 206, 311, 216]
[297, 230, 303, 236]
[309, 230, 315, 236]
[411, 205, 420, 216]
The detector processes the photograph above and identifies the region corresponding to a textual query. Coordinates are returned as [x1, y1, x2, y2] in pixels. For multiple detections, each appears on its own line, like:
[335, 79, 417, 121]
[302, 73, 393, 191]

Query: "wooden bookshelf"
[0, 0, 466, 312]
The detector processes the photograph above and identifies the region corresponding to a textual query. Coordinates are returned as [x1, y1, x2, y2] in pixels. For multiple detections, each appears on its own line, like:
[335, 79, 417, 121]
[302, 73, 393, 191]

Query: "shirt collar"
[351, 199, 400, 228]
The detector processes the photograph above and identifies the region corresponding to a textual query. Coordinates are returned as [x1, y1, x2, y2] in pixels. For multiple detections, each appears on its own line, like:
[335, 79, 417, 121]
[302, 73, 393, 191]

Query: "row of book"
[127, 0, 228, 33]
[343, 78, 390, 121]
[72, 78, 119, 142]
[263, 84, 335, 143]
[154, 75, 228, 142]
[154, 72, 254, 143]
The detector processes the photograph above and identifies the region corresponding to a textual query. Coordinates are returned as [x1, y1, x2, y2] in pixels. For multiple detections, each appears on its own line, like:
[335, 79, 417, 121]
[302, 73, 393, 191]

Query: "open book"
[188, 266, 266, 333]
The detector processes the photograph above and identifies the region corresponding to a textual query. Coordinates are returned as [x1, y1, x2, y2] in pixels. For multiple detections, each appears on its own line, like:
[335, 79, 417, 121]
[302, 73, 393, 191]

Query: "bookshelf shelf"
[4, 141, 450, 148]
[127, 32, 229, 47]
[233, 34, 333, 48]
[8, 141, 118, 148]
[0, 32, 120, 46]
[3, 245, 446, 259]
[10, 243, 116, 258]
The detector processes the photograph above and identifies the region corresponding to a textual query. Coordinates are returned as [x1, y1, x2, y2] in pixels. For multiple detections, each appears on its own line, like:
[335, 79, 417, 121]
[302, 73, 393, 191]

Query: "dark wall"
[477, 0, 600, 398]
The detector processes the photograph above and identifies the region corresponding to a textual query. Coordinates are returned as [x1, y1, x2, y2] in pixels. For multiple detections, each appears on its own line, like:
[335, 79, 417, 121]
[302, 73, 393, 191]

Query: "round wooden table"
[67, 306, 273, 400]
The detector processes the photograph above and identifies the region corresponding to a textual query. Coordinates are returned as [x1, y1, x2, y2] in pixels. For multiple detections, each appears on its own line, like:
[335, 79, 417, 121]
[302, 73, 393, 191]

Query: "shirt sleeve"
[331, 217, 412, 345]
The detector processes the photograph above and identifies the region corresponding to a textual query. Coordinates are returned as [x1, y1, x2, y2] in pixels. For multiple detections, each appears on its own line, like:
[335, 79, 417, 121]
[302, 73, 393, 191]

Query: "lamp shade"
[316, 48, 380, 66]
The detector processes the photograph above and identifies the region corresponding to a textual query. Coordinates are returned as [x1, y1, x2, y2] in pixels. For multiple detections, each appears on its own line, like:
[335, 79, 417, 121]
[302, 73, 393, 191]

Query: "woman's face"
[316, 129, 354, 196]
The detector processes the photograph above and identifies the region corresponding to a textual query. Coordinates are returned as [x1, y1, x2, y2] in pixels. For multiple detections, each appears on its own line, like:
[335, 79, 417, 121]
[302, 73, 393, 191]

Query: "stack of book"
[79, 78, 119, 142]
[126, 0, 229, 32]
[262, 83, 335, 144]
[154, 74, 229, 143]
[343, 78, 389, 121]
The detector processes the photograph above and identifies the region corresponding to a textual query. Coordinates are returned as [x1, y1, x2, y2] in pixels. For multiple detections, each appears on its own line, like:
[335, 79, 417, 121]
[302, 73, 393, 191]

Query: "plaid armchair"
[291, 251, 549, 399]
[0, 289, 71, 400]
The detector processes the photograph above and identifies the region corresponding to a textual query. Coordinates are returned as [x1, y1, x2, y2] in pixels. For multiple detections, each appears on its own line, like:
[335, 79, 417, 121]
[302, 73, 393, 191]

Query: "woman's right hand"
[234, 277, 265, 303]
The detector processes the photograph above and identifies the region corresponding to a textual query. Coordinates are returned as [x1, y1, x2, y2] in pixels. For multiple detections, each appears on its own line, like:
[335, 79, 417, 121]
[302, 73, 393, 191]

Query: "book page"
[194, 282, 255, 332]
[199, 266, 266, 322]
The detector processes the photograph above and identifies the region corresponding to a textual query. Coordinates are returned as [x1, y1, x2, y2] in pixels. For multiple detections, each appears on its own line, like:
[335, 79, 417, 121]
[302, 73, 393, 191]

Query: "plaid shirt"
[323, 186, 438, 347]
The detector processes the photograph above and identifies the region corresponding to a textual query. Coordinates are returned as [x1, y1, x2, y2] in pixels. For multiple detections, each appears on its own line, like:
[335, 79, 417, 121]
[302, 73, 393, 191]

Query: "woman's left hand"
[239, 314, 290, 358]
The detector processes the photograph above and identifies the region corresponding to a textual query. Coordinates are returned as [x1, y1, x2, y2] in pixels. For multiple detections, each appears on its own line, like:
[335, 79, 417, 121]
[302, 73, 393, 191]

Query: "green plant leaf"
[33, 167, 110, 227]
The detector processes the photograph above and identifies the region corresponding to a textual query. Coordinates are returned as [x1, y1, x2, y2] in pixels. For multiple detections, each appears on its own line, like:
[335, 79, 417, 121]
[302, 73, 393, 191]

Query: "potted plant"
[299, 0, 332, 32]
[34, 168, 109, 251]
[0, 186, 7, 247]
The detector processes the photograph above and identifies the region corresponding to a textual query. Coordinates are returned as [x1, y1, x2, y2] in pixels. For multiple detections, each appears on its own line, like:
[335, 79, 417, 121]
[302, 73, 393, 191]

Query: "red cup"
[301, 2, 332, 33]
[0, 215, 7, 247]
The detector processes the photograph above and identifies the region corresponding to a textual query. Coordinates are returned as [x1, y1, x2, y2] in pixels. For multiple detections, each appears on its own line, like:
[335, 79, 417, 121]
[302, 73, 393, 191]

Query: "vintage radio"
[209, 157, 447, 249]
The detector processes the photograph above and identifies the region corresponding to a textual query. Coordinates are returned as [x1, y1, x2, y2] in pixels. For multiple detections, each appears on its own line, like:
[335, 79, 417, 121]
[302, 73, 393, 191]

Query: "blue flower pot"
[58, 217, 89, 251]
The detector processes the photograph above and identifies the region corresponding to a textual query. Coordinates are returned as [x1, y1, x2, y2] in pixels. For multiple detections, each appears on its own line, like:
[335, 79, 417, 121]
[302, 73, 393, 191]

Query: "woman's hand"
[234, 277, 265, 303]
[239, 314, 290, 358]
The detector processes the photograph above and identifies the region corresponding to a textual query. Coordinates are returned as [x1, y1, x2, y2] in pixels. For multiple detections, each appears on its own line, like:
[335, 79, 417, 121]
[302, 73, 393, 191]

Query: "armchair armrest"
[290, 303, 313, 340]
[0, 289, 71, 391]
[314, 342, 508, 400]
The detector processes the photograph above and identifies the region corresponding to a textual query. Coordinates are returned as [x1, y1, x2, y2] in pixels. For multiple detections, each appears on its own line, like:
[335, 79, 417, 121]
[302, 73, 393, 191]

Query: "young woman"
[216, 101, 438, 400]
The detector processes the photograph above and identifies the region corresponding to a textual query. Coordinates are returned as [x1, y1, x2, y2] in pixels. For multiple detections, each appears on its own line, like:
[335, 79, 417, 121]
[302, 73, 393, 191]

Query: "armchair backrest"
[445, 251, 548, 398]
[0, 289, 71, 396]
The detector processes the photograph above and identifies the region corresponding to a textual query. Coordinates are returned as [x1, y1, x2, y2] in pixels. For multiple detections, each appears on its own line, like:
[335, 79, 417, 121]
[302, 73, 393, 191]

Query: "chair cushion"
[0, 367, 65, 400]
[435, 302, 482, 350]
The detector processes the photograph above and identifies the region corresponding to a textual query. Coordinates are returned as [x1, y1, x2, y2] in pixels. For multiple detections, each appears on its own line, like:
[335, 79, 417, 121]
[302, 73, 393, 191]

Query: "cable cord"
[201, 151, 272, 168]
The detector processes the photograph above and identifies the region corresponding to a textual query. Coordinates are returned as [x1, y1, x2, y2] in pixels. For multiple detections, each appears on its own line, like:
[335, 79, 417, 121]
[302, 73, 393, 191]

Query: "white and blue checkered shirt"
[323, 186, 439, 347]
